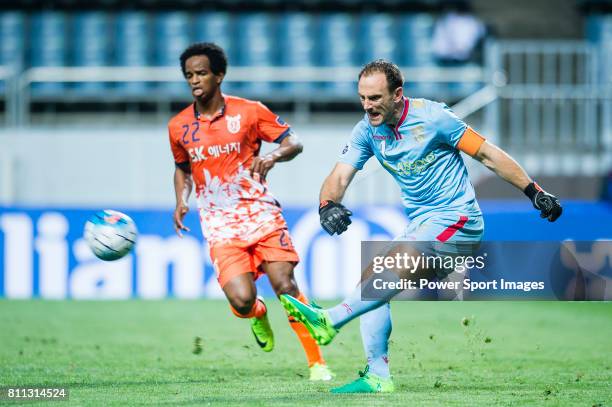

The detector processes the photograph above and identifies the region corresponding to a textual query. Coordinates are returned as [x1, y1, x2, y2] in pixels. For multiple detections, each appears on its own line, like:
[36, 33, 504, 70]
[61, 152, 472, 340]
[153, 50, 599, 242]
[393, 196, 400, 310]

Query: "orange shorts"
[210, 228, 300, 288]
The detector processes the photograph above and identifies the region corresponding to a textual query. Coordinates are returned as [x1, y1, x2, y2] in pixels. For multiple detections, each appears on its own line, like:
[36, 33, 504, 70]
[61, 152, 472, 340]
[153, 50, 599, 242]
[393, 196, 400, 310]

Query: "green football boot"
[250, 297, 274, 352]
[331, 366, 395, 393]
[279, 294, 337, 345]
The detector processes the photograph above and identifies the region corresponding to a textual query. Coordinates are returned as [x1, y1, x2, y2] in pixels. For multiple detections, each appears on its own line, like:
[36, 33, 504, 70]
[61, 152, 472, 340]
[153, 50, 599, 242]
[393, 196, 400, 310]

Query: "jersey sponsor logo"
[399, 151, 436, 175]
[188, 142, 241, 162]
[226, 114, 241, 134]
[208, 142, 241, 158]
[341, 144, 349, 155]
[189, 146, 207, 163]
[383, 151, 437, 176]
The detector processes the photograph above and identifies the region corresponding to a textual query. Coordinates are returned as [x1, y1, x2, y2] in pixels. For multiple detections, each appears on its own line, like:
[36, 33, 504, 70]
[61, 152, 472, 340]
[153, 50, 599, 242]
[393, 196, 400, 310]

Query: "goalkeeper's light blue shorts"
[392, 213, 484, 281]
[396, 213, 484, 243]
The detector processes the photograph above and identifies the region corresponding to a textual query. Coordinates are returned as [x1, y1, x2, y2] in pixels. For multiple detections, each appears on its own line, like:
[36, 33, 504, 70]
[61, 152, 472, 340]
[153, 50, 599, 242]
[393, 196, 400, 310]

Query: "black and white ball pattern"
[84, 209, 138, 261]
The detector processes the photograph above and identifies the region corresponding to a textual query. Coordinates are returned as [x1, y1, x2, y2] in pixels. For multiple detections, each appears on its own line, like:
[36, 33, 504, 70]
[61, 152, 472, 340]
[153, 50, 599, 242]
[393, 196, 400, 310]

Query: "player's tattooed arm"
[473, 140, 562, 222]
[250, 133, 303, 181]
[173, 164, 193, 237]
[319, 163, 358, 235]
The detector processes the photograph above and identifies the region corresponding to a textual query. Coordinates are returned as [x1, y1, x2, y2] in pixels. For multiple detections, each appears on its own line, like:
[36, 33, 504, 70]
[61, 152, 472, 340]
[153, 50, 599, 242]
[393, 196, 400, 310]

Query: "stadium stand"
[586, 14, 612, 84]
[193, 12, 237, 93]
[0, 12, 24, 94]
[30, 11, 67, 94]
[155, 11, 190, 95]
[318, 13, 358, 96]
[0, 1, 610, 129]
[235, 12, 276, 95]
[0, 12, 24, 70]
[114, 11, 150, 94]
[398, 13, 440, 95]
[0, 0, 610, 204]
[72, 12, 110, 93]
[278, 12, 316, 95]
[359, 13, 398, 64]
[0, 9, 490, 101]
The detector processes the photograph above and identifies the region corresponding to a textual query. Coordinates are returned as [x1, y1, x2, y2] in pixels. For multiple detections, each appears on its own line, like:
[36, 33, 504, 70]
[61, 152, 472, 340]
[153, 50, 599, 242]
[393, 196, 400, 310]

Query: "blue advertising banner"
[1, 201, 610, 299]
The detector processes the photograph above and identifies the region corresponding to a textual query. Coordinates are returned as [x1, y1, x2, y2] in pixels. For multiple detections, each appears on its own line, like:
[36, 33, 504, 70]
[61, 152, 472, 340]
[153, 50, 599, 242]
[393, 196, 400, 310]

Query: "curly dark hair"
[358, 59, 404, 93]
[179, 42, 227, 76]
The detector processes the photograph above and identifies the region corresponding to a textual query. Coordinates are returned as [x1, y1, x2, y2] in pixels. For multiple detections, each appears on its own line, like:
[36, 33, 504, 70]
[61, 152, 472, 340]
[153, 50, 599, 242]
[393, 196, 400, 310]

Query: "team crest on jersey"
[226, 114, 241, 134]
[411, 125, 425, 144]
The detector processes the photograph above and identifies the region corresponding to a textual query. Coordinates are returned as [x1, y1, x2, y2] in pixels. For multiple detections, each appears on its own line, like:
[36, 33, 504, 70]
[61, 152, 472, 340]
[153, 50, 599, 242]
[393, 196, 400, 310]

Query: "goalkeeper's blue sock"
[360, 302, 392, 378]
[327, 271, 401, 329]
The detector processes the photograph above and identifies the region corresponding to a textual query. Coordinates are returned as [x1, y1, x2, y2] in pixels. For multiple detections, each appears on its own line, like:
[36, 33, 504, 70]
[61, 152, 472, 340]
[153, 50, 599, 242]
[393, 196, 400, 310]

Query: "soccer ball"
[84, 209, 138, 261]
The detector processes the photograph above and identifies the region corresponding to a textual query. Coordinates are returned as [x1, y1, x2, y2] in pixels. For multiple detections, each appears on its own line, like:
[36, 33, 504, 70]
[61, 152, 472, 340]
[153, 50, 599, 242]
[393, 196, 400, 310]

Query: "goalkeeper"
[280, 59, 562, 393]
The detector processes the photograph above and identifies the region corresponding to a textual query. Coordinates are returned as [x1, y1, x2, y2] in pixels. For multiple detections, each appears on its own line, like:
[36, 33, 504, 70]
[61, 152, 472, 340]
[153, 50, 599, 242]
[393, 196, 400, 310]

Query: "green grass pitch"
[1, 300, 611, 406]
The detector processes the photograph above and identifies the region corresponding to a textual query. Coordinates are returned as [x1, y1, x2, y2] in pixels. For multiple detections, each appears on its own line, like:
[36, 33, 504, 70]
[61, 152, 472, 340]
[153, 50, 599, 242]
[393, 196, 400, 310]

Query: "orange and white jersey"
[168, 95, 292, 245]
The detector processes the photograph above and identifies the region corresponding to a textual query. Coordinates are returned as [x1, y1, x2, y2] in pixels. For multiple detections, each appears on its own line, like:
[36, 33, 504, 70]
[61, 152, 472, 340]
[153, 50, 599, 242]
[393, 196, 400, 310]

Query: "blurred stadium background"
[1, 0, 611, 300]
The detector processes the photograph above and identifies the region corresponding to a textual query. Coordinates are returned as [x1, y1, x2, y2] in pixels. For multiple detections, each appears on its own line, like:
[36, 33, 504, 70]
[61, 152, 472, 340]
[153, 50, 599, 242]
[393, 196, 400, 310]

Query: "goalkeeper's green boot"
[250, 297, 274, 352]
[331, 366, 395, 393]
[279, 294, 337, 345]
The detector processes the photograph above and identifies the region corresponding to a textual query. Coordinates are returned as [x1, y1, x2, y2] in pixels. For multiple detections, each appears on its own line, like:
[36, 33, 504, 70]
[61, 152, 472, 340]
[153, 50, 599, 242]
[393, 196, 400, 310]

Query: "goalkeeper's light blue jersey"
[339, 97, 482, 222]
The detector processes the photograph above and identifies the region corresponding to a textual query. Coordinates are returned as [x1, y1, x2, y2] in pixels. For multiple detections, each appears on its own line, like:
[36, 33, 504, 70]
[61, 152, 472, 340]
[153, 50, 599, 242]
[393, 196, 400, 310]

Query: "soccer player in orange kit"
[168, 42, 333, 381]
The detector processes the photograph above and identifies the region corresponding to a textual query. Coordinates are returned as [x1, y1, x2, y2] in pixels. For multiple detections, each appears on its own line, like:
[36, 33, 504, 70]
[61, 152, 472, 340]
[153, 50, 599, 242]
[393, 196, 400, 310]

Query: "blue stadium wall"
[0, 201, 610, 299]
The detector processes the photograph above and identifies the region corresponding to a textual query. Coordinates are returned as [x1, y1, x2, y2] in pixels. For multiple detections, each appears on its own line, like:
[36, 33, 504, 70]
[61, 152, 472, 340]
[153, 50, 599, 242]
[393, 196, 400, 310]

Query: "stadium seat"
[155, 11, 190, 95]
[194, 12, 234, 63]
[603, 17, 612, 84]
[398, 14, 437, 96]
[193, 12, 237, 93]
[30, 12, 68, 94]
[359, 13, 398, 64]
[0, 12, 25, 93]
[235, 13, 276, 96]
[318, 13, 358, 96]
[585, 14, 603, 42]
[586, 15, 612, 84]
[398, 14, 436, 67]
[72, 12, 111, 94]
[114, 11, 150, 95]
[278, 12, 315, 95]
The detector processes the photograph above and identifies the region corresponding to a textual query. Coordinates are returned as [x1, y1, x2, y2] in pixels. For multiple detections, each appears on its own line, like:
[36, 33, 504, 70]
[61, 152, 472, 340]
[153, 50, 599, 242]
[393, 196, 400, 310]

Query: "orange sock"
[287, 292, 325, 367]
[230, 298, 267, 319]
